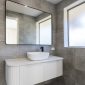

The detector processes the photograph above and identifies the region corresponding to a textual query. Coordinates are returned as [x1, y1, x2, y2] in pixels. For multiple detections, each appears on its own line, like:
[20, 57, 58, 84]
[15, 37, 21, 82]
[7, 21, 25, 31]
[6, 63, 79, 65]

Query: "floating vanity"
[5, 56, 63, 85]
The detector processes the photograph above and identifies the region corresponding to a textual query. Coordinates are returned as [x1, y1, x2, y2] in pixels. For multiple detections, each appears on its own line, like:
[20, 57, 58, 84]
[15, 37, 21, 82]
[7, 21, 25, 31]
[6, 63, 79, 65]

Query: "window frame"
[64, 0, 85, 48]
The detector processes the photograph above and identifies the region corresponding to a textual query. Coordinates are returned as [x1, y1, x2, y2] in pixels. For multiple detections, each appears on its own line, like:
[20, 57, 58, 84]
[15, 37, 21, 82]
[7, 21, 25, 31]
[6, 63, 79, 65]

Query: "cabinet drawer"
[6, 66, 19, 85]
[20, 63, 44, 85]
[43, 60, 63, 81]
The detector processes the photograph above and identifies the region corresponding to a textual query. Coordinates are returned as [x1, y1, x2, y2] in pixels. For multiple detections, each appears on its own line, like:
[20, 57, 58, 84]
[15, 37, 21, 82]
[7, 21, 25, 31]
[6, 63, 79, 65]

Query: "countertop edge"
[5, 56, 64, 67]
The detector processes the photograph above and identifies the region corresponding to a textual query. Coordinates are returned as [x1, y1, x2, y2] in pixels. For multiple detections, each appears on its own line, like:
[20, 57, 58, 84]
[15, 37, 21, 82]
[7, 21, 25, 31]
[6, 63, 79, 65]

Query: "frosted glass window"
[68, 3, 85, 46]
[64, 1, 85, 47]
[39, 19, 51, 45]
[6, 17, 18, 44]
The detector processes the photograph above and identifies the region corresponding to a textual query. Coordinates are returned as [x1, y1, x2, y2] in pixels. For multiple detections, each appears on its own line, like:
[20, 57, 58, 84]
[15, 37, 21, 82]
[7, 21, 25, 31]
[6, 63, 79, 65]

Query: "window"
[64, 0, 85, 47]
[6, 17, 18, 44]
[36, 15, 52, 45]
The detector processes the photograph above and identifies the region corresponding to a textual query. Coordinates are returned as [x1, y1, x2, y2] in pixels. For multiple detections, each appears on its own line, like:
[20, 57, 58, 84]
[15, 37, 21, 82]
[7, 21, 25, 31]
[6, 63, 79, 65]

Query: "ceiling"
[46, 0, 62, 4]
[6, 1, 43, 17]
[6, 0, 62, 17]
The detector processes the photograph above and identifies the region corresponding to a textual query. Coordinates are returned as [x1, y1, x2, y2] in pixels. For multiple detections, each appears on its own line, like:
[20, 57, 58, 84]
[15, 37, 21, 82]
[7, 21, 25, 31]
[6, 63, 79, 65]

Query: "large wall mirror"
[6, 0, 52, 45]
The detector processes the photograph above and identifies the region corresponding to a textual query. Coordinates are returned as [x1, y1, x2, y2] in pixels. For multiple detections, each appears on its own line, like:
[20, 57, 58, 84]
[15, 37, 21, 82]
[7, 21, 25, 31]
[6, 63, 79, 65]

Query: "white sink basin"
[27, 52, 49, 61]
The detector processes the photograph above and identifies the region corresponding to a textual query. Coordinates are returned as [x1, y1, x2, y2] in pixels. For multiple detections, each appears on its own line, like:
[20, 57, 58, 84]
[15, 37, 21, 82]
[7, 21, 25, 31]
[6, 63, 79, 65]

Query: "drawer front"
[20, 64, 44, 85]
[6, 66, 19, 85]
[43, 60, 63, 81]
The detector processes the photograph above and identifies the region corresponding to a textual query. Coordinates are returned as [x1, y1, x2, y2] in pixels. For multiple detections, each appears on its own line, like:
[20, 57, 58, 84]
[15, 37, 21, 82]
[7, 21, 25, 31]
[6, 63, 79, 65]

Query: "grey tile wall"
[0, 0, 55, 85]
[55, 0, 85, 85]
[0, 0, 84, 85]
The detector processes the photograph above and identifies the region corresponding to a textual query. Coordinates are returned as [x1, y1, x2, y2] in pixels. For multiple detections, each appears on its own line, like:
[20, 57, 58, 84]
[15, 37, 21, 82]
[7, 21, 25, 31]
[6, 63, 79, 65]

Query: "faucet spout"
[40, 47, 44, 52]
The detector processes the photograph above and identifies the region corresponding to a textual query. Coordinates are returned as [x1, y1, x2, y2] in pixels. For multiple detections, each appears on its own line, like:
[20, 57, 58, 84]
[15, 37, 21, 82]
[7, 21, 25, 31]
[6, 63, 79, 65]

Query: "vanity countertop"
[5, 56, 63, 67]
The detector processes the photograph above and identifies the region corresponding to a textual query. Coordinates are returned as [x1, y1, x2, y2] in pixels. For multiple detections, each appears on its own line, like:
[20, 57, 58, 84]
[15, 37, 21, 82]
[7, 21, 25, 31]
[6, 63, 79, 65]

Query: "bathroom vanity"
[5, 56, 63, 85]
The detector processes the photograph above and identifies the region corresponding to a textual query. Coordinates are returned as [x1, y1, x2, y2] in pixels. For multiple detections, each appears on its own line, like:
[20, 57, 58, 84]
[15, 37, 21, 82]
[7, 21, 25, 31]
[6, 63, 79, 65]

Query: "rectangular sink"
[27, 52, 49, 61]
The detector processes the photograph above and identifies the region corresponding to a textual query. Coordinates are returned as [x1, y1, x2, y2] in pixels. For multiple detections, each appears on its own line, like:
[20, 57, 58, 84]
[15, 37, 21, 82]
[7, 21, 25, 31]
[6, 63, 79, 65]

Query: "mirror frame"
[5, 0, 53, 46]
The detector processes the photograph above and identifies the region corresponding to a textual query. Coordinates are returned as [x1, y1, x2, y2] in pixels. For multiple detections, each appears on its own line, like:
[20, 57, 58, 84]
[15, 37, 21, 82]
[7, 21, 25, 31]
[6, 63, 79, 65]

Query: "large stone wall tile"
[74, 55, 85, 71]
[75, 70, 85, 85]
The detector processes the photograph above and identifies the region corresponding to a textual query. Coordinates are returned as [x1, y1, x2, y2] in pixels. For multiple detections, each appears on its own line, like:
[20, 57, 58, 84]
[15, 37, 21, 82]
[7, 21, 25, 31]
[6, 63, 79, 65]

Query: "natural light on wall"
[64, 0, 85, 47]
[6, 17, 18, 44]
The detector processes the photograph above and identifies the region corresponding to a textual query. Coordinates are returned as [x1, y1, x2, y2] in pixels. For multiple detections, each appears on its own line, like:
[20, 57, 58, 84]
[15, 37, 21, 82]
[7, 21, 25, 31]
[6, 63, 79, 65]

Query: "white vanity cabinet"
[20, 63, 44, 85]
[5, 56, 63, 85]
[6, 66, 20, 85]
[43, 60, 63, 81]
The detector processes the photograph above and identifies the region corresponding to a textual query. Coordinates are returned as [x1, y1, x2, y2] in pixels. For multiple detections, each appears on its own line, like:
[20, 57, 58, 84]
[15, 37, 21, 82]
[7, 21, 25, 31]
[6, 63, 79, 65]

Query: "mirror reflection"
[6, 1, 52, 45]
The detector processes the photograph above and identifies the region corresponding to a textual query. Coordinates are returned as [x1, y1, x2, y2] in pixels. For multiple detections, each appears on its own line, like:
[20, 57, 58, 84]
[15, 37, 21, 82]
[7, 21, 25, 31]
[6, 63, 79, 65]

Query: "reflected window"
[6, 17, 18, 44]
[36, 15, 52, 45]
